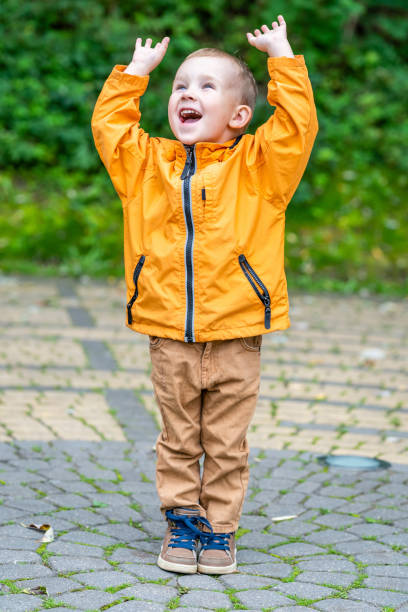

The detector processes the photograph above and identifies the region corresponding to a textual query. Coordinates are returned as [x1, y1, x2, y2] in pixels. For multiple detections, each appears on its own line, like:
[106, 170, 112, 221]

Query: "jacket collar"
[169, 135, 243, 173]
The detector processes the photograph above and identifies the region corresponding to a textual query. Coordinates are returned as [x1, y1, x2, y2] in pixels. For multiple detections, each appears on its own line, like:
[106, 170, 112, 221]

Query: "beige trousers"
[149, 335, 262, 533]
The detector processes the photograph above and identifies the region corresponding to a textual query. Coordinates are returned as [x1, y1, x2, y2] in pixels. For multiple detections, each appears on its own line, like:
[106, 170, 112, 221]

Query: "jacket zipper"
[181, 145, 197, 342]
[127, 254, 146, 324]
[238, 254, 271, 329]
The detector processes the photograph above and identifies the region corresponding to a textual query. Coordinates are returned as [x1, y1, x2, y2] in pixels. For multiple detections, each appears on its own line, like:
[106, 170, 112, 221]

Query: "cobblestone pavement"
[0, 276, 407, 611]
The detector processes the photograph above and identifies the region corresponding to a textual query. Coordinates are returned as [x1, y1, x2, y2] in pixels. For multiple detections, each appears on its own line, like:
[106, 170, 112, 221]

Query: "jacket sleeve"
[251, 54, 318, 209]
[91, 65, 150, 202]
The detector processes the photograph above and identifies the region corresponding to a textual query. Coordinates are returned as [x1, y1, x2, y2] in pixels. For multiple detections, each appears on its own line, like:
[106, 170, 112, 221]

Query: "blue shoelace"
[166, 509, 213, 551]
[200, 531, 234, 551]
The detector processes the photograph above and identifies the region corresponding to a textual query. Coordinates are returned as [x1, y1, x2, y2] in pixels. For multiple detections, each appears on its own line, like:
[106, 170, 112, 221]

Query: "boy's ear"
[229, 105, 252, 130]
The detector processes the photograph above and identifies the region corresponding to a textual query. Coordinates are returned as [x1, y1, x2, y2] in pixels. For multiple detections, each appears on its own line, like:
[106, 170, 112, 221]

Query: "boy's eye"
[175, 84, 186, 90]
[203, 83, 214, 89]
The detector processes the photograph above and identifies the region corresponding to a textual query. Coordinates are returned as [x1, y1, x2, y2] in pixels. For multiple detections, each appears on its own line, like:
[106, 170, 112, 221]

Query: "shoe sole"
[197, 560, 237, 574]
[157, 554, 197, 574]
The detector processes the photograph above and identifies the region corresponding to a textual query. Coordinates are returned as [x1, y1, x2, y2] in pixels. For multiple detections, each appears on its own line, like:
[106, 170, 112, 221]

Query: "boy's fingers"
[261, 24, 269, 33]
[135, 37, 142, 48]
[254, 28, 261, 36]
[146, 38, 152, 48]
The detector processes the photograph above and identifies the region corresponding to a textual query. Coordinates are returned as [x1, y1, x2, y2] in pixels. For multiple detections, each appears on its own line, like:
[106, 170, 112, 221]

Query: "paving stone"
[234, 588, 292, 608]
[333, 539, 390, 555]
[177, 574, 222, 589]
[58, 529, 117, 547]
[110, 547, 156, 563]
[0, 536, 40, 550]
[314, 599, 378, 611]
[219, 573, 272, 589]
[49, 555, 112, 572]
[269, 542, 324, 557]
[119, 583, 178, 603]
[268, 520, 318, 537]
[0, 550, 39, 563]
[96, 522, 147, 541]
[0, 507, 30, 523]
[46, 493, 91, 508]
[0, 594, 44, 611]
[13, 576, 77, 595]
[238, 532, 283, 548]
[347, 587, 408, 606]
[124, 561, 178, 580]
[365, 564, 408, 578]
[364, 507, 408, 521]
[47, 541, 105, 557]
[238, 515, 270, 530]
[54, 508, 107, 525]
[1, 563, 54, 580]
[238, 561, 292, 578]
[312, 513, 362, 528]
[377, 532, 408, 547]
[272, 608, 319, 612]
[179, 590, 232, 608]
[346, 523, 396, 537]
[275, 581, 337, 598]
[296, 570, 358, 587]
[297, 556, 357, 573]
[303, 529, 358, 545]
[73, 569, 137, 589]
[238, 549, 275, 563]
[109, 601, 164, 611]
[364, 575, 408, 592]
[54, 589, 118, 609]
[353, 550, 408, 564]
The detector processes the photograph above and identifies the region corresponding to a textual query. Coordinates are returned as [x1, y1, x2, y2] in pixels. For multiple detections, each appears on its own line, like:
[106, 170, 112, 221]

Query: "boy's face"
[168, 56, 246, 145]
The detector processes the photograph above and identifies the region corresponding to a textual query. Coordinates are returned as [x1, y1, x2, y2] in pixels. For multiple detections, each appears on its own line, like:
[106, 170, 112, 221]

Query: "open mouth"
[179, 108, 203, 123]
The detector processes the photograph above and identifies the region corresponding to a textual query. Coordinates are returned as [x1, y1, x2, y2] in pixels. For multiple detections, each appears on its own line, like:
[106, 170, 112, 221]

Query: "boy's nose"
[181, 88, 197, 100]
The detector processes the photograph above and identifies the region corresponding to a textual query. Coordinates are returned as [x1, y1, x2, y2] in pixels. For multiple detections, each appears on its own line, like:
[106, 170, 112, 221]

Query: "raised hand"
[247, 16, 294, 58]
[124, 36, 170, 75]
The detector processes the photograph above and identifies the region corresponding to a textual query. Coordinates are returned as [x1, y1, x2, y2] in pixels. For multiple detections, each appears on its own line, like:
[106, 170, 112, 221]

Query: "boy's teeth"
[180, 109, 201, 119]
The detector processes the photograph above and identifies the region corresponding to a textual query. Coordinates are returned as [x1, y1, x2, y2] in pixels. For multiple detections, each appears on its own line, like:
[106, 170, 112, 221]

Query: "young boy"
[91, 15, 318, 575]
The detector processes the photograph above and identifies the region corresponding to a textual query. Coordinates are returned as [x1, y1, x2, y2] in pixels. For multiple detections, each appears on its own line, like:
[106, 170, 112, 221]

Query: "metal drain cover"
[317, 454, 391, 470]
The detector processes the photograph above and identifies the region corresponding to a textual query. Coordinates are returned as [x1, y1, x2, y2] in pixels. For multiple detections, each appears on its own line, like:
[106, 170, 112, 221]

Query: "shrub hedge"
[1, 0, 407, 294]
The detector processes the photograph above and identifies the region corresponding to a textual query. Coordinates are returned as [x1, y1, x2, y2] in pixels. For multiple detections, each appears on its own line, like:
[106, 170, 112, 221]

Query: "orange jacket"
[91, 55, 318, 342]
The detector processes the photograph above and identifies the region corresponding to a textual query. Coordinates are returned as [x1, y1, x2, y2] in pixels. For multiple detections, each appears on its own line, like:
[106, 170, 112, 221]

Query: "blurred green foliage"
[0, 0, 407, 294]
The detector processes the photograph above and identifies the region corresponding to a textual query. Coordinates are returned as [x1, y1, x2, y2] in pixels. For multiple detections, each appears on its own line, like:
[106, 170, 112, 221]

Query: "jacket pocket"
[238, 254, 271, 329]
[127, 254, 146, 324]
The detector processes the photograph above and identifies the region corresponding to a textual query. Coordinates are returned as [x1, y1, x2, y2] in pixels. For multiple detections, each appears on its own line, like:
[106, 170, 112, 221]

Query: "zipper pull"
[263, 296, 271, 329]
[181, 146, 194, 180]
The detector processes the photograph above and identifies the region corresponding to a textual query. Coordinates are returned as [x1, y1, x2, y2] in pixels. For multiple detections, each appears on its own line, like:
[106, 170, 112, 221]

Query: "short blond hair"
[183, 48, 258, 111]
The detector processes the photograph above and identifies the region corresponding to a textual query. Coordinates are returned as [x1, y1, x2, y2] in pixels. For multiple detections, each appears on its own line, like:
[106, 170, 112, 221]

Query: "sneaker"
[197, 531, 237, 574]
[157, 507, 212, 574]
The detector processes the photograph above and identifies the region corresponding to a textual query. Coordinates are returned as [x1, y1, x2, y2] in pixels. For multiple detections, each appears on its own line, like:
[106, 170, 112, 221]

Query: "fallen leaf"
[41, 526, 54, 542]
[21, 523, 51, 532]
[21, 523, 54, 542]
[271, 514, 298, 522]
[21, 586, 48, 596]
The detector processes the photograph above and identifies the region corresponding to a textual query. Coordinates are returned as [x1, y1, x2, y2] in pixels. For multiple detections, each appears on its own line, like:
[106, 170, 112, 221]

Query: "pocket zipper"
[127, 255, 146, 324]
[238, 254, 271, 329]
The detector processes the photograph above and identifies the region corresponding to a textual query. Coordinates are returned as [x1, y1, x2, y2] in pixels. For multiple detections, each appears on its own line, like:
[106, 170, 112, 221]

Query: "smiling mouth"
[179, 108, 203, 123]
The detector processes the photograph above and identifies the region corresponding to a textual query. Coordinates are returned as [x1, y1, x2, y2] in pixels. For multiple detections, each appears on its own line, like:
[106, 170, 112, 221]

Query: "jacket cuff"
[267, 54, 305, 72]
[108, 64, 150, 92]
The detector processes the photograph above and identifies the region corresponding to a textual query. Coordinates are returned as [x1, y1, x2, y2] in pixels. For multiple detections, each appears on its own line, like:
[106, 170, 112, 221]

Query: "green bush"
[1, 0, 407, 294]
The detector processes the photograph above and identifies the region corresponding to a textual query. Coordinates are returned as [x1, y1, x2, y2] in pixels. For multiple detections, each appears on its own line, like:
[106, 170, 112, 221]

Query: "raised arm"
[247, 17, 318, 209]
[91, 37, 169, 202]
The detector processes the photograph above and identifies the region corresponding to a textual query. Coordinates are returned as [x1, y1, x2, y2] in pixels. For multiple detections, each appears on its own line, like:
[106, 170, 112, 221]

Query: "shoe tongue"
[172, 507, 200, 517]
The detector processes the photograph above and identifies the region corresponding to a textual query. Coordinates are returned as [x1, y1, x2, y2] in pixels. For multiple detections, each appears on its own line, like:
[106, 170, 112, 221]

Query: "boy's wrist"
[124, 61, 151, 76]
[267, 41, 295, 58]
